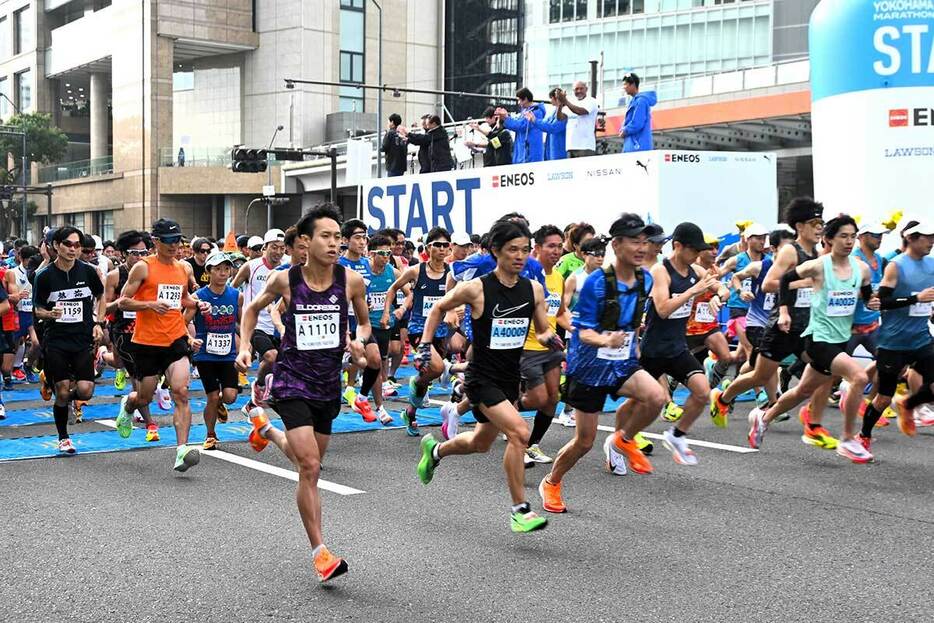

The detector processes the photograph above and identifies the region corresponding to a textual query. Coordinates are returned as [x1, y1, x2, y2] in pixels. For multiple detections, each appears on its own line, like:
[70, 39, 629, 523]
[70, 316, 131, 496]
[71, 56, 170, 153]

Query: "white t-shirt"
[244, 257, 278, 334]
[564, 96, 598, 151]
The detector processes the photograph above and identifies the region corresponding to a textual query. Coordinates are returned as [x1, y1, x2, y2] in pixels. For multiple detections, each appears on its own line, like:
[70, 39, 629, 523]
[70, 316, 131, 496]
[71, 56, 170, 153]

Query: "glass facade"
[173, 62, 241, 159]
[15, 68, 30, 111]
[527, 0, 771, 105]
[339, 0, 365, 112]
[13, 5, 31, 55]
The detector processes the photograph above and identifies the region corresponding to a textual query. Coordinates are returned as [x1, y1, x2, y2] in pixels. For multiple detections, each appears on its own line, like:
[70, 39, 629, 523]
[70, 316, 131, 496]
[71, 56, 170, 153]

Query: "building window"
[95, 210, 114, 241]
[0, 77, 8, 118]
[0, 17, 8, 59]
[551, 0, 587, 22]
[13, 6, 32, 55]
[15, 69, 31, 111]
[599, 0, 644, 16]
[64, 213, 85, 230]
[339, 0, 365, 112]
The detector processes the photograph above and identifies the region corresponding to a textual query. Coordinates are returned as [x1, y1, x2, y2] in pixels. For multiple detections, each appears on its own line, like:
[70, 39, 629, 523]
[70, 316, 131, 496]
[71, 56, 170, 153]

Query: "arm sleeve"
[572, 271, 603, 331]
[381, 132, 392, 154]
[877, 286, 917, 309]
[406, 133, 429, 146]
[779, 266, 801, 308]
[534, 115, 567, 135]
[860, 284, 874, 301]
[622, 99, 648, 135]
[502, 115, 528, 133]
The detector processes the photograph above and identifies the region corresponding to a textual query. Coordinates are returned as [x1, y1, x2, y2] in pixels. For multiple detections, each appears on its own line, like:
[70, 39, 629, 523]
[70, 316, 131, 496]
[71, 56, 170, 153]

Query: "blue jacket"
[502, 103, 545, 163]
[622, 91, 657, 153]
[533, 109, 568, 161]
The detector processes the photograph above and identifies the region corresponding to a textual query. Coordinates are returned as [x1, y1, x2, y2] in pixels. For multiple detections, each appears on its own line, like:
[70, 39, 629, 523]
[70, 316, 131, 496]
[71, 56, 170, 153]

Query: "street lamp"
[372, 0, 383, 178]
[266, 124, 283, 229]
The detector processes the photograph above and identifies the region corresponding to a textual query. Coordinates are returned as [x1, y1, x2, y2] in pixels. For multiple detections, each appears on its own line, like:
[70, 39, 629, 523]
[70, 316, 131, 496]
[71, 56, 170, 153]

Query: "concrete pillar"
[89, 72, 108, 161]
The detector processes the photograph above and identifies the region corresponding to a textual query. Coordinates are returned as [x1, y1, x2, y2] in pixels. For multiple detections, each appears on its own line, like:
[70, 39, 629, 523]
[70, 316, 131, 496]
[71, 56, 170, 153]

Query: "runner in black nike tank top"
[414, 219, 563, 534]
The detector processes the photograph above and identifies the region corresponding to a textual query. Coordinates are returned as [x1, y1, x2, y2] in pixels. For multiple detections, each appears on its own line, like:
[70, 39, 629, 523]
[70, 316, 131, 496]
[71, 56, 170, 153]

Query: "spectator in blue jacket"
[619, 73, 657, 153]
[528, 88, 567, 161]
[496, 87, 545, 163]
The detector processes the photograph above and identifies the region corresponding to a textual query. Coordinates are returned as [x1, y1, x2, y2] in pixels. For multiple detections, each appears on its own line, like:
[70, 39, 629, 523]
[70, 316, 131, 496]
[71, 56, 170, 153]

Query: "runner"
[539, 214, 667, 511]
[188, 252, 242, 450]
[860, 222, 934, 447]
[687, 235, 736, 390]
[368, 232, 407, 424]
[185, 237, 213, 289]
[719, 223, 769, 378]
[231, 228, 285, 410]
[747, 215, 877, 463]
[382, 226, 452, 436]
[415, 218, 561, 533]
[31, 226, 107, 454]
[115, 219, 208, 472]
[0, 258, 22, 391]
[236, 203, 370, 582]
[11, 244, 39, 384]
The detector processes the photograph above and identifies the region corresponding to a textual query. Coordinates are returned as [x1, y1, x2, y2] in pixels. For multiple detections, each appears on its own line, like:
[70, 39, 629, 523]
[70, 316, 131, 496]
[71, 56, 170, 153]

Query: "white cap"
[263, 228, 285, 244]
[857, 222, 891, 236]
[205, 252, 232, 268]
[902, 221, 934, 237]
[742, 223, 768, 238]
[451, 232, 471, 246]
[247, 235, 264, 248]
[92, 234, 103, 250]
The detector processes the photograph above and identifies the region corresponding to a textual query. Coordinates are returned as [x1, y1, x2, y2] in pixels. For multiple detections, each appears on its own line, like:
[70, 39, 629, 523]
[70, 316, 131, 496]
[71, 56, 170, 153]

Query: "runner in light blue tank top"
[802, 254, 861, 345]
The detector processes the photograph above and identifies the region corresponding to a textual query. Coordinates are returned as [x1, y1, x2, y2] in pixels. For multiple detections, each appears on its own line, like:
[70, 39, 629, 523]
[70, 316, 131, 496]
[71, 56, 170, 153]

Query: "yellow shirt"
[524, 269, 564, 352]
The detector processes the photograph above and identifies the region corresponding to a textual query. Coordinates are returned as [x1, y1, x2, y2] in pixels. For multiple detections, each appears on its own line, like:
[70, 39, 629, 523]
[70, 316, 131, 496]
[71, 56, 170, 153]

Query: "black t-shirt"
[32, 260, 104, 352]
[186, 257, 209, 289]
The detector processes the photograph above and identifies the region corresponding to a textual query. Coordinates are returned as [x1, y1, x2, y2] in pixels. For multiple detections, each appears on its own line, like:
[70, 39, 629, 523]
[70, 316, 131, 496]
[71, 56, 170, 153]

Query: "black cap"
[236, 234, 250, 248]
[644, 223, 668, 244]
[672, 222, 712, 250]
[44, 227, 59, 245]
[151, 219, 182, 238]
[609, 213, 650, 238]
[622, 72, 640, 86]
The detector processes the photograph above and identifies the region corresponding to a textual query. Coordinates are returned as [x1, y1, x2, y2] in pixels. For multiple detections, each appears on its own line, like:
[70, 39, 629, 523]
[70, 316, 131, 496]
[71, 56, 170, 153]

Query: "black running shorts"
[270, 397, 341, 434]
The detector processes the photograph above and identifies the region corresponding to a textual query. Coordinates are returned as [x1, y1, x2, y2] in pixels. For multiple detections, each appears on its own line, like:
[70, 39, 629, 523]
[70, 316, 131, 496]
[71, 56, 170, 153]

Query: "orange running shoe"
[798, 404, 811, 427]
[314, 546, 348, 582]
[538, 476, 567, 513]
[248, 408, 270, 452]
[894, 396, 916, 437]
[39, 370, 52, 401]
[612, 431, 654, 474]
[801, 425, 838, 450]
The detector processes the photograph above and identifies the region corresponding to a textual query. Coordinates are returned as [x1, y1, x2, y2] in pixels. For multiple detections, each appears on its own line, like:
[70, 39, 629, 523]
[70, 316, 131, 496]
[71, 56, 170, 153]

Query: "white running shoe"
[58, 438, 76, 454]
[661, 427, 698, 466]
[525, 444, 553, 464]
[156, 387, 173, 411]
[439, 359, 452, 388]
[836, 437, 874, 464]
[440, 402, 459, 440]
[603, 435, 627, 476]
[377, 405, 393, 425]
[748, 407, 768, 449]
[555, 409, 576, 428]
[915, 403, 934, 427]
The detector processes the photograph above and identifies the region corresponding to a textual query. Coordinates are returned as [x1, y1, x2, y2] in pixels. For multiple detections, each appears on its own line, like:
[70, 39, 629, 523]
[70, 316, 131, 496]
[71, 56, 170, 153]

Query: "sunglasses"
[584, 251, 605, 258]
[58, 240, 81, 249]
[250, 245, 263, 252]
[429, 241, 451, 249]
[127, 249, 151, 257]
[157, 235, 183, 244]
[371, 250, 392, 257]
[805, 219, 824, 228]
[195, 247, 210, 254]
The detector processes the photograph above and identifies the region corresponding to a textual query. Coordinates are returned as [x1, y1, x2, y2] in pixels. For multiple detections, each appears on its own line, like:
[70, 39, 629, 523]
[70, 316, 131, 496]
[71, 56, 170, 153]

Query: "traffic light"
[0, 185, 13, 200]
[230, 147, 268, 173]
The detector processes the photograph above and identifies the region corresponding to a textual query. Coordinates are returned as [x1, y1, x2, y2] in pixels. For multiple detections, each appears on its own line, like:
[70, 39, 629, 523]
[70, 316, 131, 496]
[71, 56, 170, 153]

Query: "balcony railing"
[645, 59, 811, 104]
[160, 147, 283, 168]
[38, 156, 114, 183]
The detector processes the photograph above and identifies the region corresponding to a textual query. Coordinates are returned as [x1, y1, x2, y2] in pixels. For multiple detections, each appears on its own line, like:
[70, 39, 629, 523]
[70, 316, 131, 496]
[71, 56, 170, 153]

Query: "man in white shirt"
[557, 81, 598, 158]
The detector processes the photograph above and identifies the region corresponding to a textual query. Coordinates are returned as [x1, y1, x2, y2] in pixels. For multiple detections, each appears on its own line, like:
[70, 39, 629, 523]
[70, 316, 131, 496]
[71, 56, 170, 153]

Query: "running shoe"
[190, 366, 200, 380]
[156, 387, 173, 411]
[755, 390, 770, 409]
[666, 375, 679, 395]
[314, 546, 348, 583]
[342, 385, 357, 409]
[203, 437, 218, 451]
[798, 404, 812, 426]
[801, 425, 839, 450]
[74, 400, 87, 424]
[836, 437, 874, 464]
[857, 434, 872, 453]
[217, 402, 228, 424]
[2, 378, 13, 391]
[879, 406, 896, 426]
[440, 401, 459, 440]
[381, 381, 398, 397]
[113, 368, 127, 391]
[747, 407, 767, 449]
[450, 377, 465, 403]
[779, 366, 793, 394]
[511, 508, 548, 533]
[115, 396, 133, 438]
[11, 368, 25, 382]
[894, 396, 916, 437]
[248, 408, 270, 452]
[252, 374, 272, 407]
[408, 377, 426, 409]
[377, 405, 393, 425]
[662, 401, 683, 423]
[238, 371, 249, 388]
[538, 477, 567, 513]
[703, 356, 717, 387]
[525, 444, 552, 464]
[133, 410, 145, 424]
[0, 400, 5, 420]
[146, 423, 160, 442]
[612, 431, 654, 474]
[523, 453, 536, 468]
[555, 408, 576, 428]
[916, 403, 934, 427]
[58, 438, 76, 454]
[603, 435, 628, 476]
[662, 427, 698, 465]
[774, 410, 790, 423]
[402, 407, 419, 437]
[439, 359, 452, 388]
[25, 368, 39, 384]
[417, 434, 439, 484]
[39, 370, 51, 401]
[173, 446, 200, 472]
[709, 388, 731, 428]
[352, 395, 376, 423]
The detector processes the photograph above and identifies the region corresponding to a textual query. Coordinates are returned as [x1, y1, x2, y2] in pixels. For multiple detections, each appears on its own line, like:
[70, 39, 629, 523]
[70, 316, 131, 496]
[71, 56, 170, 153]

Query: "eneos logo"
[889, 108, 933, 127]
[664, 153, 700, 163]
[889, 109, 909, 126]
[491, 172, 535, 188]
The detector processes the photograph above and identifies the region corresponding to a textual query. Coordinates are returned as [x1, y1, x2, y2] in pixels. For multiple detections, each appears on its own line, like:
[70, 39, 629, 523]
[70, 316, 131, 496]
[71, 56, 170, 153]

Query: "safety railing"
[37, 156, 114, 183]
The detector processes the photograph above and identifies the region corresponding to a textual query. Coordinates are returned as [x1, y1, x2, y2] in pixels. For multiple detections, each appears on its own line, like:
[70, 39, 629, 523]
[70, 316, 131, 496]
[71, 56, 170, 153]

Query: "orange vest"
[131, 255, 188, 346]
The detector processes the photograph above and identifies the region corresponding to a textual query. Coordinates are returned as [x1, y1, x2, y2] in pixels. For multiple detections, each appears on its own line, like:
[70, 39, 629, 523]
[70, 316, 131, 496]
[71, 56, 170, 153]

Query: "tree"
[0, 112, 68, 239]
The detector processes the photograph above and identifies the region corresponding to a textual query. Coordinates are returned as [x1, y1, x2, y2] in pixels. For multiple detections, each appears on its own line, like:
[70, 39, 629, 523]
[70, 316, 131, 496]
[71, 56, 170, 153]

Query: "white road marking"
[96, 420, 365, 495]
[596, 425, 758, 454]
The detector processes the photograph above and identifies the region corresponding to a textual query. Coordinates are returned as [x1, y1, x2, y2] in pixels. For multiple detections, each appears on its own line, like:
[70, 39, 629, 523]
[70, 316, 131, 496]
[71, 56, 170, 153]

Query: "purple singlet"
[271, 264, 348, 402]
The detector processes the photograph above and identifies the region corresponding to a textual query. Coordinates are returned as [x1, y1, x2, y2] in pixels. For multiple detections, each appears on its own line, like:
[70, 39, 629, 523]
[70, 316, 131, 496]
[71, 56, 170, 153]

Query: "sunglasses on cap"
[157, 235, 183, 244]
[429, 241, 451, 249]
[127, 249, 151, 257]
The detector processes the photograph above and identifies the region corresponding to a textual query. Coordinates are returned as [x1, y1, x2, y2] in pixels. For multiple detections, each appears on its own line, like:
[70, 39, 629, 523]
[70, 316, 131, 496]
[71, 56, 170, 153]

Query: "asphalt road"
[2, 375, 933, 623]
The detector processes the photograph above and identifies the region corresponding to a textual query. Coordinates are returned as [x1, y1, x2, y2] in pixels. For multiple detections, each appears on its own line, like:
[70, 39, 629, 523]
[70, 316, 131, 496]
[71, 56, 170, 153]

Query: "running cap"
[247, 235, 264, 249]
[902, 221, 934, 237]
[263, 228, 286, 245]
[644, 223, 669, 244]
[205, 252, 233, 268]
[44, 227, 58, 245]
[236, 234, 250, 248]
[151, 218, 183, 239]
[857, 222, 891, 236]
[451, 232, 471, 246]
[672, 222, 712, 251]
[742, 223, 769, 238]
[91, 234, 104, 250]
[609, 213, 651, 239]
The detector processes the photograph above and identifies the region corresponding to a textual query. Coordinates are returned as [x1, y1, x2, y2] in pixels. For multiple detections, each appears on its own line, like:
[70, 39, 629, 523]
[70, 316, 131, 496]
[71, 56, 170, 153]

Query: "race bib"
[597, 331, 634, 361]
[123, 310, 137, 319]
[670, 296, 695, 319]
[57, 301, 83, 323]
[694, 302, 715, 324]
[421, 295, 441, 317]
[157, 284, 183, 310]
[741, 278, 753, 294]
[910, 292, 932, 317]
[546, 293, 561, 318]
[368, 291, 387, 312]
[396, 290, 406, 306]
[295, 312, 340, 350]
[763, 292, 776, 311]
[826, 289, 857, 317]
[490, 317, 529, 350]
[205, 332, 233, 356]
[18, 297, 32, 312]
[794, 287, 813, 308]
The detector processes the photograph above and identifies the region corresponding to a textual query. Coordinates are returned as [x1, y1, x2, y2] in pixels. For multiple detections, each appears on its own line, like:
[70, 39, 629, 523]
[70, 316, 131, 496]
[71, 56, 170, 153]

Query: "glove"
[413, 342, 433, 371]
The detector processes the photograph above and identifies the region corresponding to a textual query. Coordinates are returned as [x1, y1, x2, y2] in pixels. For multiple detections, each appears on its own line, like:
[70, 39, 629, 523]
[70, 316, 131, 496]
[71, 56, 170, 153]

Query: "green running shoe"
[173, 446, 201, 472]
[510, 509, 548, 533]
[114, 368, 127, 391]
[634, 432, 654, 455]
[417, 434, 439, 484]
[115, 395, 133, 438]
[662, 401, 684, 423]
[408, 377, 426, 409]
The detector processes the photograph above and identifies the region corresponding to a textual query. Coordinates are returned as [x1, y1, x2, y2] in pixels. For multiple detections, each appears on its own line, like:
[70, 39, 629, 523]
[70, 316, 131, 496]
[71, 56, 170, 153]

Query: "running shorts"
[686, 329, 719, 355]
[270, 397, 341, 434]
[726, 314, 747, 339]
[876, 345, 934, 397]
[845, 324, 880, 358]
[44, 346, 95, 385]
[112, 332, 138, 377]
[519, 349, 564, 390]
[640, 350, 704, 386]
[132, 336, 190, 379]
[805, 338, 848, 377]
[565, 368, 643, 414]
[745, 325, 766, 368]
[195, 360, 240, 394]
[464, 371, 518, 424]
[250, 330, 280, 358]
[372, 328, 391, 359]
[758, 326, 808, 364]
